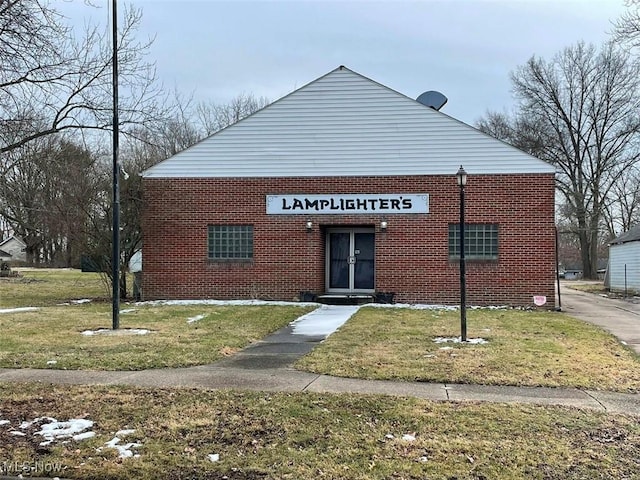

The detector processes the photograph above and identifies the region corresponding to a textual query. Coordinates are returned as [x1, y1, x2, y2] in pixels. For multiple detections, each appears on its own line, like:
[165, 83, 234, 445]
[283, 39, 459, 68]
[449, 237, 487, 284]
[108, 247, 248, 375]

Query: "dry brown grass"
[0, 303, 313, 370]
[1, 382, 639, 480]
[296, 307, 640, 392]
[0, 268, 109, 307]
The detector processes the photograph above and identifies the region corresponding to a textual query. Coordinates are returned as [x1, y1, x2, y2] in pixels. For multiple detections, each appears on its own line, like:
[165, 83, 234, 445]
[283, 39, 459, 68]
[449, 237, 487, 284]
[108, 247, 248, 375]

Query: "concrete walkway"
[1, 363, 639, 415]
[213, 304, 359, 369]
[1, 291, 639, 415]
[560, 282, 640, 354]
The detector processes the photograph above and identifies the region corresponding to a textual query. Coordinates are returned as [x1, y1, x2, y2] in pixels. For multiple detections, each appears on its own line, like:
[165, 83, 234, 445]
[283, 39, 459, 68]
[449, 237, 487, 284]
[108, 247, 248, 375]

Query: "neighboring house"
[0, 236, 27, 263]
[0, 248, 11, 262]
[608, 225, 640, 295]
[129, 250, 143, 301]
[566, 270, 585, 280]
[129, 250, 142, 273]
[141, 66, 557, 307]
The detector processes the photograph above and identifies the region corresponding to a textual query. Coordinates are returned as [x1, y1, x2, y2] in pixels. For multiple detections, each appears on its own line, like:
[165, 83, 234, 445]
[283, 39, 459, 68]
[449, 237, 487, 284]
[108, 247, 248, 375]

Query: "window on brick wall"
[208, 225, 254, 260]
[448, 224, 498, 260]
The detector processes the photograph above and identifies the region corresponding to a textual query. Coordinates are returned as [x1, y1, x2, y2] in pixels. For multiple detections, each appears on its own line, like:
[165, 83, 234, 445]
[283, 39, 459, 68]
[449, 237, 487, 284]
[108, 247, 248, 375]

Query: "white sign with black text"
[266, 194, 429, 215]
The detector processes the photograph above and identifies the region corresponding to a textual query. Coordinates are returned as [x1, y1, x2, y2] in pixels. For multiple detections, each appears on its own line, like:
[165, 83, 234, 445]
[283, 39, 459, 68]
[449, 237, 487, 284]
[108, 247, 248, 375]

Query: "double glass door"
[326, 228, 375, 292]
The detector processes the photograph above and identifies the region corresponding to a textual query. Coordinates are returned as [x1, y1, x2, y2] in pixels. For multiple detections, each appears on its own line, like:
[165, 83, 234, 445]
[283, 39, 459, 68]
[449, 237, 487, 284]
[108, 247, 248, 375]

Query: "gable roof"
[610, 224, 640, 245]
[0, 235, 26, 249]
[143, 66, 555, 179]
[0, 248, 10, 258]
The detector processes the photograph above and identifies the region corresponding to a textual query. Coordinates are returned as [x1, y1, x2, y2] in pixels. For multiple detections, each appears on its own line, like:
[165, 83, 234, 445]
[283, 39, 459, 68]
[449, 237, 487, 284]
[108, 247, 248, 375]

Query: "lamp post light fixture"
[456, 165, 467, 342]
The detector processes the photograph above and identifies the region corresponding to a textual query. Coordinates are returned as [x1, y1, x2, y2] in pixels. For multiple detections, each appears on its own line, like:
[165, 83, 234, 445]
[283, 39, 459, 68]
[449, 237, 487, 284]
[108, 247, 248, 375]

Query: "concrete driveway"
[560, 281, 640, 354]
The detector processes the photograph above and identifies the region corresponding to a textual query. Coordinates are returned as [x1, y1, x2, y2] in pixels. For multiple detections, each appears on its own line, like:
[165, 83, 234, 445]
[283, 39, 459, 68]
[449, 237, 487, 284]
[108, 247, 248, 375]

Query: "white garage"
[608, 225, 640, 295]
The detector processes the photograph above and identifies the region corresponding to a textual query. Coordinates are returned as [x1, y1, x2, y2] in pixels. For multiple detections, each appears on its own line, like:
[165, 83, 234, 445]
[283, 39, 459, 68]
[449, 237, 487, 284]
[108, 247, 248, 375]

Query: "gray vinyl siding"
[609, 242, 640, 294]
[143, 66, 555, 179]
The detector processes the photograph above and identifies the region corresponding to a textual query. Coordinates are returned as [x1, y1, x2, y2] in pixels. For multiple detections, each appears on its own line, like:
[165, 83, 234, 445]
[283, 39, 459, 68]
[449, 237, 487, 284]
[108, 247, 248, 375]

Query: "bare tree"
[476, 110, 547, 154]
[196, 93, 270, 136]
[0, 0, 164, 163]
[603, 165, 640, 236]
[0, 135, 101, 265]
[478, 42, 640, 278]
[0, 0, 269, 290]
[0, 140, 50, 263]
[120, 91, 270, 171]
[614, 0, 640, 49]
[610, 0, 640, 236]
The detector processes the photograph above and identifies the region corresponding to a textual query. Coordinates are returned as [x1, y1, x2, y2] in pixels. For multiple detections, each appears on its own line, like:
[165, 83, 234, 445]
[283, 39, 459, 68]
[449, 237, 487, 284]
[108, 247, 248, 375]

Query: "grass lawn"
[0, 269, 313, 370]
[3, 271, 640, 479]
[0, 302, 313, 370]
[1, 383, 639, 480]
[295, 307, 640, 393]
[563, 280, 609, 295]
[0, 268, 111, 307]
[3, 269, 640, 393]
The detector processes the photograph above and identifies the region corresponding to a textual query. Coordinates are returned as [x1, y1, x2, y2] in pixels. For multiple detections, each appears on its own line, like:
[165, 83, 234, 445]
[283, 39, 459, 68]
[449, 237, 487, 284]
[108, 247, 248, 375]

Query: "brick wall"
[142, 173, 556, 307]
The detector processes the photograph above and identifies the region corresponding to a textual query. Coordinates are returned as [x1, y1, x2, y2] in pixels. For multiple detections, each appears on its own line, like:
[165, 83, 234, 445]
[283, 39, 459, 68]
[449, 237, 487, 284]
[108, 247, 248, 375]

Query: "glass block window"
[208, 225, 253, 260]
[449, 224, 498, 260]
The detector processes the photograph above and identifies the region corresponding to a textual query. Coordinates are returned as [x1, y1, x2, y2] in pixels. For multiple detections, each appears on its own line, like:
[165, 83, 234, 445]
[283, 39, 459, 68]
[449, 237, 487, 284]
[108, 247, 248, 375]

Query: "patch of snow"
[621, 340, 628, 345]
[434, 337, 488, 345]
[10, 430, 26, 436]
[116, 429, 135, 436]
[366, 304, 505, 310]
[187, 314, 207, 324]
[135, 298, 511, 314]
[0, 420, 10, 426]
[365, 303, 457, 311]
[137, 299, 318, 307]
[34, 418, 94, 446]
[368, 303, 508, 311]
[120, 309, 136, 314]
[291, 305, 360, 337]
[81, 328, 150, 336]
[0, 307, 39, 314]
[20, 417, 55, 429]
[73, 431, 96, 441]
[384, 433, 395, 439]
[104, 436, 142, 458]
[147, 299, 404, 309]
[46, 360, 57, 365]
[81, 329, 101, 336]
[71, 299, 92, 304]
[402, 434, 416, 442]
[208, 453, 220, 462]
[439, 346, 454, 351]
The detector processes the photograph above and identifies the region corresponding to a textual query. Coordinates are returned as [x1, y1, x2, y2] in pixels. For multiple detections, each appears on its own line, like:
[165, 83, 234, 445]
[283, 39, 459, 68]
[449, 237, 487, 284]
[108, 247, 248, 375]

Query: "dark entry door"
[327, 229, 375, 292]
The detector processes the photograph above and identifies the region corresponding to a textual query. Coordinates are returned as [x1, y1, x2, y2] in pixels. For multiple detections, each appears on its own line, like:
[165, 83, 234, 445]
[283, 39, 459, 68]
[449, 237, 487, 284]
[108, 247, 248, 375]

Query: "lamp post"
[111, 0, 120, 329]
[456, 165, 467, 342]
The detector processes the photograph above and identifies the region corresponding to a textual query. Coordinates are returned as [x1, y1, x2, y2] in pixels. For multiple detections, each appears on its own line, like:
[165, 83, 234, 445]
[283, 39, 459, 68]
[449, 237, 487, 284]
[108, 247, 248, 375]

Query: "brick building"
[142, 66, 556, 307]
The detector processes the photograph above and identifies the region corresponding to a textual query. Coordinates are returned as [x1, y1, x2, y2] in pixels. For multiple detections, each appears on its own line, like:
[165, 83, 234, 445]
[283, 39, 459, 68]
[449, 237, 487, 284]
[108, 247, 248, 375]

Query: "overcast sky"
[59, 0, 626, 125]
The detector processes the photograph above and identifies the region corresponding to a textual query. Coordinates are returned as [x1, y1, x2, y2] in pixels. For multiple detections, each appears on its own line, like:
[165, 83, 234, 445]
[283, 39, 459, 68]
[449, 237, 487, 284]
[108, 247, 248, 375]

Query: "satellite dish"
[416, 91, 448, 111]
